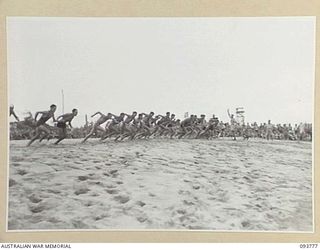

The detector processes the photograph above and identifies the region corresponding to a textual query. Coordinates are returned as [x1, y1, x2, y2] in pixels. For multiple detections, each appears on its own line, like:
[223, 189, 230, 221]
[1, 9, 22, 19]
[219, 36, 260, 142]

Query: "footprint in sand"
[94, 213, 110, 221]
[28, 194, 42, 203]
[84, 201, 94, 207]
[136, 201, 146, 207]
[183, 200, 195, 206]
[11, 156, 25, 162]
[106, 189, 119, 194]
[9, 179, 17, 187]
[121, 160, 129, 166]
[47, 189, 61, 194]
[74, 188, 90, 195]
[91, 181, 102, 185]
[16, 169, 28, 176]
[72, 220, 88, 229]
[109, 170, 118, 175]
[46, 217, 61, 223]
[46, 162, 56, 166]
[78, 176, 89, 181]
[176, 209, 187, 215]
[136, 215, 148, 223]
[29, 215, 44, 224]
[135, 152, 142, 158]
[241, 220, 251, 229]
[243, 176, 254, 183]
[192, 185, 201, 190]
[114, 195, 130, 204]
[29, 204, 46, 213]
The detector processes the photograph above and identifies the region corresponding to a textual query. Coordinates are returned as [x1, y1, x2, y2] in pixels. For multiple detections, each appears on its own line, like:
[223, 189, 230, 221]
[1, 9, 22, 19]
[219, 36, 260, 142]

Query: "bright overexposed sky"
[7, 17, 315, 127]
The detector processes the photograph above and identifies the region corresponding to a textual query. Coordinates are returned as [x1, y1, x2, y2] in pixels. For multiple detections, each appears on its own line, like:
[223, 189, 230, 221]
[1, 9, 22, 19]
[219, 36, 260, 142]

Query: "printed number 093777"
[300, 244, 318, 248]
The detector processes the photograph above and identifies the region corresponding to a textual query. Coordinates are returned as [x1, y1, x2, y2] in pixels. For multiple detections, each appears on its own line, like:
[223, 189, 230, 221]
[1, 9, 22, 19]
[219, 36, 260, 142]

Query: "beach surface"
[8, 138, 313, 231]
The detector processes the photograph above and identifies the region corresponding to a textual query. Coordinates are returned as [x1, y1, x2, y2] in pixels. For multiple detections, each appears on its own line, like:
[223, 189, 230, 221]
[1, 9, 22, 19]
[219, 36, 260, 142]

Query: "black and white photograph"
[7, 17, 314, 231]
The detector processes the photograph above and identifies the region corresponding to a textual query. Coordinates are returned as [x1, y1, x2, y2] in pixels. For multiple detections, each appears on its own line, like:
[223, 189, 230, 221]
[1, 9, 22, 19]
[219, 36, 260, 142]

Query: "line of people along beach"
[9, 104, 312, 146]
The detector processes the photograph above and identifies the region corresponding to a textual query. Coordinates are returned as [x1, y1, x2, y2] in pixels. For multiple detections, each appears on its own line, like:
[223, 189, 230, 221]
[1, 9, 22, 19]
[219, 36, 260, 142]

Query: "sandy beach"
[8, 138, 312, 231]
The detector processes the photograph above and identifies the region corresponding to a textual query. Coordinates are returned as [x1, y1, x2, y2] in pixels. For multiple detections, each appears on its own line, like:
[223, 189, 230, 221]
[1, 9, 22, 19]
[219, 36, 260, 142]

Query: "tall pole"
[85, 114, 88, 127]
[61, 89, 64, 114]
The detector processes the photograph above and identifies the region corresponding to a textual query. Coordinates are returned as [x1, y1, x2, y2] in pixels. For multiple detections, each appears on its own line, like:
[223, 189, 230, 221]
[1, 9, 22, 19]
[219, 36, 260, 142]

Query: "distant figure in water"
[10, 105, 19, 122]
[227, 109, 237, 140]
[54, 109, 78, 145]
[27, 104, 57, 146]
[81, 112, 113, 143]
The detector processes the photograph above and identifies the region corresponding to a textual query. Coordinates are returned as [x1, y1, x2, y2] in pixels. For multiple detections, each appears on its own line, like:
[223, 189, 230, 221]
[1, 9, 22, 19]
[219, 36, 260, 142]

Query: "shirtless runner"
[54, 109, 78, 144]
[9, 105, 19, 122]
[27, 104, 57, 146]
[81, 112, 112, 143]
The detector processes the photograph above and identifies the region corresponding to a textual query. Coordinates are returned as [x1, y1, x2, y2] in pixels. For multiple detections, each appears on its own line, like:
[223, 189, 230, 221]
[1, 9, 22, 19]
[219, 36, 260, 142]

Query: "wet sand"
[8, 138, 313, 231]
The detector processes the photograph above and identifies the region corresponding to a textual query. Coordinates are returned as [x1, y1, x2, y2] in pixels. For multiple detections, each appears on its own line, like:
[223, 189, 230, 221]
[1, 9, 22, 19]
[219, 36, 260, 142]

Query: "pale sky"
[7, 17, 315, 127]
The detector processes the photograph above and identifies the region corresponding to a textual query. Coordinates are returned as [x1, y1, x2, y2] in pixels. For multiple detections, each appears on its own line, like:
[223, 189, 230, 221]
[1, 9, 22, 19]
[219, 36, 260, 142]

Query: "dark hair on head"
[133, 111, 137, 114]
[166, 112, 170, 115]
[120, 112, 125, 116]
[150, 112, 154, 115]
[72, 108, 78, 113]
[50, 104, 57, 108]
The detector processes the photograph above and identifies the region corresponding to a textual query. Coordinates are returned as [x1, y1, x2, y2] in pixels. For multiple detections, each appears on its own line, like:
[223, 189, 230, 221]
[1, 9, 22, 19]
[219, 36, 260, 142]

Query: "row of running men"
[9, 104, 311, 146]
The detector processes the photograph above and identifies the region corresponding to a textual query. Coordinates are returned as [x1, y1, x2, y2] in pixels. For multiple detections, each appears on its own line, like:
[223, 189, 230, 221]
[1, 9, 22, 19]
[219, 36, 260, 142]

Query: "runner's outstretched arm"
[34, 111, 43, 121]
[56, 115, 63, 121]
[91, 112, 102, 117]
[12, 111, 19, 121]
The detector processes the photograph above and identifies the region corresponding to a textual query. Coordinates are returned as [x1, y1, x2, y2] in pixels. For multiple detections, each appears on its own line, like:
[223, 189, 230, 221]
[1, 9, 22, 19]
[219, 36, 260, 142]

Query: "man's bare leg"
[82, 129, 94, 143]
[27, 133, 40, 146]
[54, 128, 67, 145]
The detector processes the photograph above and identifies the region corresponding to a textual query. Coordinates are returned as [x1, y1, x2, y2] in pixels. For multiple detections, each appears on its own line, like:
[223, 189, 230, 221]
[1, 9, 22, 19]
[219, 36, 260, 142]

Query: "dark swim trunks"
[207, 124, 214, 130]
[57, 121, 67, 128]
[36, 117, 47, 127]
